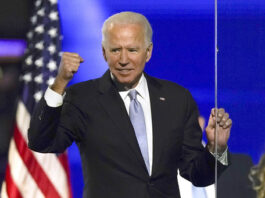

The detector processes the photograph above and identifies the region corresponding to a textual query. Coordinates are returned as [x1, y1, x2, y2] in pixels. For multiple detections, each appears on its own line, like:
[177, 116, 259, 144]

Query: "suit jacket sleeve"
[28, 88, 85, 153]
[178, 89, 228, 187]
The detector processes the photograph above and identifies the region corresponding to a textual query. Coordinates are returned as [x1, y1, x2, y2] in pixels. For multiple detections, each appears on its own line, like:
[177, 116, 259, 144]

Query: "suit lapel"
[97, 71, 148, 173]
[145, 74, 169, 176]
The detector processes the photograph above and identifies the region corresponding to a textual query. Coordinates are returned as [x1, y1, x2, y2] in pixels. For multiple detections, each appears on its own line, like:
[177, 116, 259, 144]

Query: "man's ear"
[146, 43, 153, 62]
[102, 45, 107, 61]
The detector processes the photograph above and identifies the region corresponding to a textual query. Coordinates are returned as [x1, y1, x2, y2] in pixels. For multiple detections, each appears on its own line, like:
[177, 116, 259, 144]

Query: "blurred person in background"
[249, 153, 265, 198]
[0, 64, 19, 188]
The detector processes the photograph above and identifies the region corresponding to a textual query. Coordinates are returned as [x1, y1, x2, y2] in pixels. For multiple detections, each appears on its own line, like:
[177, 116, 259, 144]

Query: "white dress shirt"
[177, 171, 216, 198]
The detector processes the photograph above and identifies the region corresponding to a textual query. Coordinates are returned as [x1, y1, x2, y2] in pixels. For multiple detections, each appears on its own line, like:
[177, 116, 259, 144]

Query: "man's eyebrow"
[127, 46, 140, 49]
[110, 47, 120, 49]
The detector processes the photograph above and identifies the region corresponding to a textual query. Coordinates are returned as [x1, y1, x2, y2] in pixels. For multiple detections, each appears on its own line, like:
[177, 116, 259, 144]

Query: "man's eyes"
[110, 48, 138, 53]
[128, 49, 138, 52]
[111, 48, 120, 53]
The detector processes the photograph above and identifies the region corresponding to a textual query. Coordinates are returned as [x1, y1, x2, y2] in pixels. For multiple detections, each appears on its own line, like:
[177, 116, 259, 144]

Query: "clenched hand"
[51, 52, 84, 95]
[206, 108, 232, 154]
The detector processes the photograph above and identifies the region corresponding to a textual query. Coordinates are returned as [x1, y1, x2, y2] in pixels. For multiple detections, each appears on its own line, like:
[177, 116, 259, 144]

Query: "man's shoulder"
[67, 73, 106, 92]
[145, 74, 189, 94]
[67, 79, 97, 92]
[66, 71, 110, 95]
[64, 77, 103, 104]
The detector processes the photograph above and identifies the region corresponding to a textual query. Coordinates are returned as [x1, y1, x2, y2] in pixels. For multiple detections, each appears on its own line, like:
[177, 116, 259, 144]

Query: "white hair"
[102, 11, 153, 47]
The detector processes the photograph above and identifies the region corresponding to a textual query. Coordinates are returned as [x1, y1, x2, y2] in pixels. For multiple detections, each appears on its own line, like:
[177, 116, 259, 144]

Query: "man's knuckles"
[62, 52, 83, 62]
[63, 52, 79, 57]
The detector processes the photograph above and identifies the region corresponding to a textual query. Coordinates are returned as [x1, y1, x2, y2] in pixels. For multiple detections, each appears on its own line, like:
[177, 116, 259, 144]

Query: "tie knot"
[128, 89, 137, 100]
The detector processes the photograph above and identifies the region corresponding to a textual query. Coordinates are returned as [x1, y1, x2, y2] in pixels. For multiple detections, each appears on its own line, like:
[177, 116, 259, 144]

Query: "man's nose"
[119, 50, 129, 66]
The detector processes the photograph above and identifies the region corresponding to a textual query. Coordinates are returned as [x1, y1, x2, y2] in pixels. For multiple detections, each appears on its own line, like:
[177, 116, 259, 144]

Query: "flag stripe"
[13, 125, 61, 198]
[7, 138, 44, 198]
[16, 101, 31, 139]
[1, 0, 73, 197]
[5, 165, 22, 198]
[1, 181, 8, 198]
[32, 152, 70, 198]
[16, 101, 69, 198]
[58, 153, 73, 198]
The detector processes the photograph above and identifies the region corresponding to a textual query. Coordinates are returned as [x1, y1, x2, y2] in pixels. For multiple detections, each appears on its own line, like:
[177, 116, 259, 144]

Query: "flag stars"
[25, 56, 33, 65]
[35, 41, 44, 50]
[35, 0, 42, 7]
[37, 8, 45, 17]
[49, 11, 58, 21]
[48, 28, 57, 38]
[27, 31, 33, 39]
[34, 74, 43, 84]
[35, 58, 44, 67]
[47, 77, 55, 86]
[23, 73, 32, 83]
[34, 91, 43, 102]
[22, 0, 61, 105]
[47, 60, 57, 71]
[31, 15, 37, 24]
[49, 0, 57, 5]
[48, 44, 56, 54]
[35, 25, 44, 34]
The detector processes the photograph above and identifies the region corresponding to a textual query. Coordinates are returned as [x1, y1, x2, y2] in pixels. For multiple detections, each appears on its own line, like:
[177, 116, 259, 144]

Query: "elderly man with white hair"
[28, 11, 232, 198]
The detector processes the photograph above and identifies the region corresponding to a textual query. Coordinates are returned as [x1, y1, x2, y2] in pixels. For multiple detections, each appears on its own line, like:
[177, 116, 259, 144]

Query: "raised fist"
[51, 52, 84, 94]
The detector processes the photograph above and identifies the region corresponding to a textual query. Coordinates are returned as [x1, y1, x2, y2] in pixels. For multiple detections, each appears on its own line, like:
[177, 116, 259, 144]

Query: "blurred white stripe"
[8, 139, 45, 198]
[16, 101, 69, 198]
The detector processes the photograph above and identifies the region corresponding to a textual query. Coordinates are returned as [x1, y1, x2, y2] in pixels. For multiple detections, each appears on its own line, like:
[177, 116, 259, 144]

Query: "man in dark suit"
[28, 11, 232, 198]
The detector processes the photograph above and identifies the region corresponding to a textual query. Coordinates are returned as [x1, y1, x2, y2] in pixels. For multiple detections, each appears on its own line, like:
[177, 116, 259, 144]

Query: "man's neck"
[110, 72, 143, 91]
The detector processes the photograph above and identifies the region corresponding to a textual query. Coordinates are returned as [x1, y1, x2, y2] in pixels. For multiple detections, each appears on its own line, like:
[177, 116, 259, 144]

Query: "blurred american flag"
[1, 0, 72, 197]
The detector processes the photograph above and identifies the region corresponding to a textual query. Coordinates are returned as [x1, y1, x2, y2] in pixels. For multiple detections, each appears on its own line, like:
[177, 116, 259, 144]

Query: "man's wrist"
[50, 77, 68, 95]
[213, 148, 228, 165]
[207, 143, 227, 156]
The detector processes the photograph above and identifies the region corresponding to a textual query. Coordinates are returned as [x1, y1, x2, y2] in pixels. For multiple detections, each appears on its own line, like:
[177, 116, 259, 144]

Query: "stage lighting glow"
[0, 39, 26, 57]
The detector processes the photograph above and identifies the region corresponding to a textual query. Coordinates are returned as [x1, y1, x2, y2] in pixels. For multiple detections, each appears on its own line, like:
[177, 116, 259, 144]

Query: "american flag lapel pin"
[159, 97, 166, 101]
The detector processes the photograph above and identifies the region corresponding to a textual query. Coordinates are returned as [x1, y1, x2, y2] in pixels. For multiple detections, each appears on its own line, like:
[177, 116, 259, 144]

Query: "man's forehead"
[106, 26, 145, 44]
[107, 23, 144, 31]
[102, 22, 147, 48]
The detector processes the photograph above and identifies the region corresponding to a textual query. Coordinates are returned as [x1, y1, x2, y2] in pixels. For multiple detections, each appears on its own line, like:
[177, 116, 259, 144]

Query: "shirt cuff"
[44, 87, 65, 107]
[209, 147, 229, 166]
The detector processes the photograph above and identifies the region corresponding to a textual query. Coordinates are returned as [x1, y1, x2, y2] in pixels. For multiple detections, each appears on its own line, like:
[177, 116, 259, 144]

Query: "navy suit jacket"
[28, 71, 226, 198]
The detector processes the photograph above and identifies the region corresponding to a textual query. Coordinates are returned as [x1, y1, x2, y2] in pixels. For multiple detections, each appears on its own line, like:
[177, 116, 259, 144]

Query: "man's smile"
[116, 68, 134, 75]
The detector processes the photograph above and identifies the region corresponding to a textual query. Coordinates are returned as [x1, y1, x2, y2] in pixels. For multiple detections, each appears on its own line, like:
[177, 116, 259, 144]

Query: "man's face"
[102, 23, 153, 89]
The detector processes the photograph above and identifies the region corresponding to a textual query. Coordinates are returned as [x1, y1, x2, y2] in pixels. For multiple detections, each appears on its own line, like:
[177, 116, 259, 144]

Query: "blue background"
[58, 0, 265, 197]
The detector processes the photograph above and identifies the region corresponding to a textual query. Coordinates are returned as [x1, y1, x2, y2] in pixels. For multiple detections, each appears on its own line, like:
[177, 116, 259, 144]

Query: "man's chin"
[114, 77, 138, 90]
